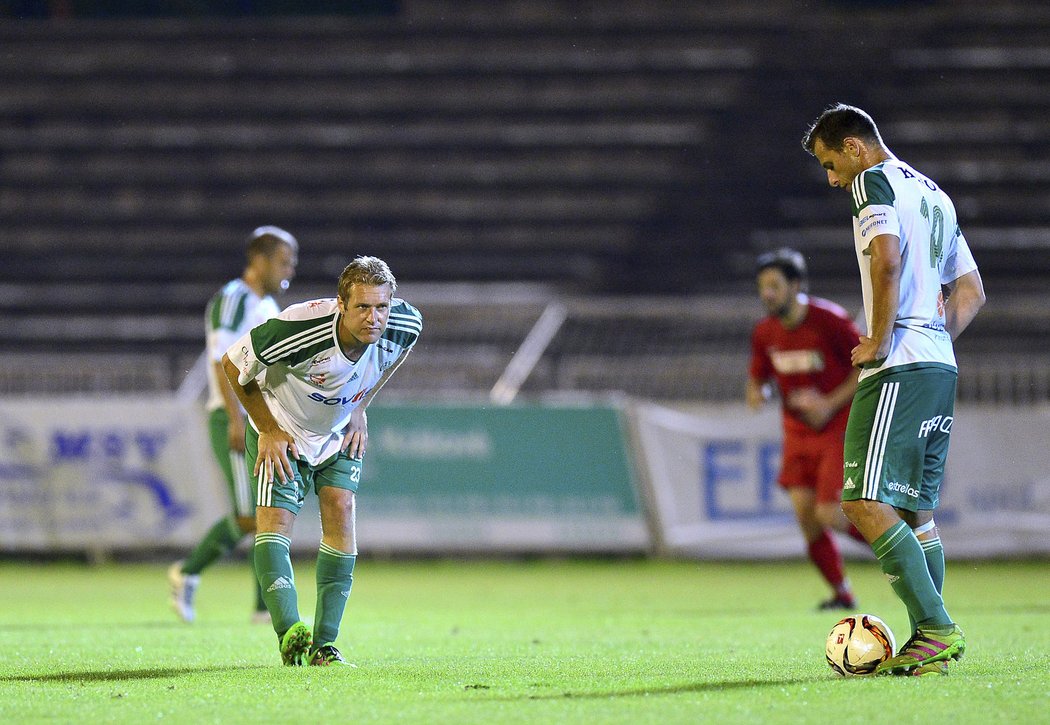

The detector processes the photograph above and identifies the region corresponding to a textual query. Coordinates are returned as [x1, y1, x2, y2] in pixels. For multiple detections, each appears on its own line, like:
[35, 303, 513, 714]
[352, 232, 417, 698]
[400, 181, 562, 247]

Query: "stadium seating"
[1, 0, 1047, 400]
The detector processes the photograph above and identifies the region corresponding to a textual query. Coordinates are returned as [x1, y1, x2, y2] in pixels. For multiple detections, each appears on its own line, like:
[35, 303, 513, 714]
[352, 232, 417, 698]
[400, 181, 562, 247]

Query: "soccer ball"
[825, 614, 896, 676]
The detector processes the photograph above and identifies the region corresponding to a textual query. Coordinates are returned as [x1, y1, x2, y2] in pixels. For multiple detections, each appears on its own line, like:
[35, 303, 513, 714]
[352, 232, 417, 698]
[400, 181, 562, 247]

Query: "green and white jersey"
[227, 297, 422, 465]
[205, 279, 280, 412]
[850, 158, 978, 381]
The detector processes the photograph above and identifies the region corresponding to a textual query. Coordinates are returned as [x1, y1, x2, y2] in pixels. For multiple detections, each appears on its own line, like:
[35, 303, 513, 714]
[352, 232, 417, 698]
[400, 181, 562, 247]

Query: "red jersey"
[749, 296, 860, 437]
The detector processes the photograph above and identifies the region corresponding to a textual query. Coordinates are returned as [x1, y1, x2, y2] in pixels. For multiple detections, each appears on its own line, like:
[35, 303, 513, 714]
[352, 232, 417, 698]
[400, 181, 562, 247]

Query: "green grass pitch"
[2, 557, 1047, 724]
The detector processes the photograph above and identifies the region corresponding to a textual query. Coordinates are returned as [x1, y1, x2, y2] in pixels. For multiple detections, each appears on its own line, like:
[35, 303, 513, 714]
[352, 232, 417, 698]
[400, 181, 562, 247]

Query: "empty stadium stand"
[1, 0, 1047, 401]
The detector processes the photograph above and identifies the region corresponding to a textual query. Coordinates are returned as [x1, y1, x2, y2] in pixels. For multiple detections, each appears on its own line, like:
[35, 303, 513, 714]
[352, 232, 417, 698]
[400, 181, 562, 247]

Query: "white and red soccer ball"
[825, 614, 896, 676]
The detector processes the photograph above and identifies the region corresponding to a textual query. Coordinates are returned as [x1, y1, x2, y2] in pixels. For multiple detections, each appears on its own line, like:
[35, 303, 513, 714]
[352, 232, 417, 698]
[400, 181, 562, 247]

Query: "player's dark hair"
[802, 103, 882, 154]
[756, 247, 808, 289]
[247, 225, 298, 260]
[338, 255, 397, 301]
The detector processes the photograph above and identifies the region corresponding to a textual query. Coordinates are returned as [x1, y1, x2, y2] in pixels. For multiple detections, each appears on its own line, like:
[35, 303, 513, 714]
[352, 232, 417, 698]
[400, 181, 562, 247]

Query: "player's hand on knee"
[341, 408, 368, 459]
[256, 429, 299, 482]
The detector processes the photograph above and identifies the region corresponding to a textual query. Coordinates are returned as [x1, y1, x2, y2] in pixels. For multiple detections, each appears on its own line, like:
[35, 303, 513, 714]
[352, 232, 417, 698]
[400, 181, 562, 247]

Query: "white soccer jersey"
[227, 297, 422, 465]
[851, 158, 978, 381]
[204, 279, 281, 412]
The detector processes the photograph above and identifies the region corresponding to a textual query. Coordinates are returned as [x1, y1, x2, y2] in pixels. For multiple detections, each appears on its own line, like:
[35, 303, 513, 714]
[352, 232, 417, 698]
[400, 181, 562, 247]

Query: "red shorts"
[778, 429, 845, 505]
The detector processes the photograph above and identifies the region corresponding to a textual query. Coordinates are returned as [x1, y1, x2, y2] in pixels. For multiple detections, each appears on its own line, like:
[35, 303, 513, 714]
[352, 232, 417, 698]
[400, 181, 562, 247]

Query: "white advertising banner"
[630, 402, 1050, 558]
[0, 396, 226, 550]
[4, 396, 1045, 558]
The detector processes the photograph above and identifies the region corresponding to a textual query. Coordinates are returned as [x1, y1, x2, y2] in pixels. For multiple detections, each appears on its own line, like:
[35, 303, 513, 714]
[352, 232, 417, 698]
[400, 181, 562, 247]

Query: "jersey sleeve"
[384, 298, 423, 350]
[748, 325, 771, 382]
[941, 227, 979, 284]
[852, 168, 900, 243]
[206, 288, 249, 362]
[225, 328, 266, 386]
[225, 314, 307, 384]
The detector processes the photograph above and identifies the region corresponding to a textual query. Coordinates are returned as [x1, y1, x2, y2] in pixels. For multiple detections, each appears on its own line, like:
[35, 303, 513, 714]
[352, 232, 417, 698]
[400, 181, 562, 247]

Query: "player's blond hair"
[338, 256, 397, 301]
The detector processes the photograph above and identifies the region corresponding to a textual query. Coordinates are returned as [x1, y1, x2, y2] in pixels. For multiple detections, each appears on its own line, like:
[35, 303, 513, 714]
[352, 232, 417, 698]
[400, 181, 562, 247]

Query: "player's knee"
[793, 507, 820, 537]
[256, 505, 296, 537]
[320, 490, 356, 530]
[235, 515, 256, 535]
[840, 498, 870, 524]
[814, 503, 840, 530]
[897, 508, 933, 530]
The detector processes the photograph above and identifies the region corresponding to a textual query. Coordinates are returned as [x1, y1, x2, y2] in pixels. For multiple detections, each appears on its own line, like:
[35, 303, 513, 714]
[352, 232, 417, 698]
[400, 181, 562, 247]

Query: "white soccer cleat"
[251, 610, 272, 625]
[167, 562, 200, 623]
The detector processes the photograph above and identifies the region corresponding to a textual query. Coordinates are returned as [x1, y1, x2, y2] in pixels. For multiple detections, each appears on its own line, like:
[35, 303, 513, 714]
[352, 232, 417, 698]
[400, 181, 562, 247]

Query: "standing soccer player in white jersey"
[803, 103, 986, 676]
[222, 255, 422, 666]
[169, 226, 298, 624]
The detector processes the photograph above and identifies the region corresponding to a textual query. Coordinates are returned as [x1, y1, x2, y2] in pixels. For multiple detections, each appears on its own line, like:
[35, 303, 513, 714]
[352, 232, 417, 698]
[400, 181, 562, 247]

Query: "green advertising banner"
[351, 403, 650, 552]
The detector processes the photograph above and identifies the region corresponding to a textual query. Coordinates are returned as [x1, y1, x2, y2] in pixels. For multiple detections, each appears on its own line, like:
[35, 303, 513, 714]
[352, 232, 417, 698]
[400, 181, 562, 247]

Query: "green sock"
[909, 536, 946, 631]
[921, 536, 945, 593]
[183, 517, 241, 574]
[253, 566, 266, 612]
[313, 542, 356, 648]
[871, 521, 952, 629]
[254, 532, 300, 636]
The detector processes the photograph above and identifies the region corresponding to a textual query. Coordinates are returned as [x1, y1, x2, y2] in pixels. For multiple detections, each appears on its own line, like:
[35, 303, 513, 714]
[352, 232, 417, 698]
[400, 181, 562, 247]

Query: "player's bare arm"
[942, 269, 986, 340]
[221, 353, 300, 482]
[745, 377, 769, 410]
[852, 234, 900, 368]
[214, 359, 247, 453]
[340, 349, 412, 458]
[788, 367, 860, 430]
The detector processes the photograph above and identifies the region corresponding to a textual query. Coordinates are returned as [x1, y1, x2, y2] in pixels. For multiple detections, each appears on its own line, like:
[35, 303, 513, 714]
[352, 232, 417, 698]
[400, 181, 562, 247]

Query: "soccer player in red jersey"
[747, 248, 866, 609]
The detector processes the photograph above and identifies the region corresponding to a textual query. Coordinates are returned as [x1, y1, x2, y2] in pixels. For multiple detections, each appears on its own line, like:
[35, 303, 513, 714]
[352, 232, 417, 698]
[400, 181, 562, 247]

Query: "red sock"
[846, 523, 867, 544]
[807, 529, 848, 591]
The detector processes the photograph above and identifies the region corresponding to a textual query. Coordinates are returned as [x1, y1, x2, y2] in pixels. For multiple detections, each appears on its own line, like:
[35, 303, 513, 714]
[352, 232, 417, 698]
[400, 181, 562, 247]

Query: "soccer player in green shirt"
[803, 103, 986, 675]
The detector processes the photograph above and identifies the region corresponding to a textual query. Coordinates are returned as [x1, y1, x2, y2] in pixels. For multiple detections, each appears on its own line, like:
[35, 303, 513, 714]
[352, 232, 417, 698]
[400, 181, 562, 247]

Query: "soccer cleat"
[309, 644, 349, 666]
[167, 562, 200, 623]
[818, 593, 857, 611]
[876, 624, 965, 676]
[912, 660, 950, 677]
[280, 622, 313, 666]
[251, 610, 272, 625]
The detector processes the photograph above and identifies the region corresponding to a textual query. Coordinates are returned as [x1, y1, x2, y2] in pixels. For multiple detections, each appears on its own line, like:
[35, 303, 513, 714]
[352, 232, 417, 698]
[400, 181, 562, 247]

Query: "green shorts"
[208, 408, 254, 518]
[245, 425, 363, 515]
[842, 365, 957, 512]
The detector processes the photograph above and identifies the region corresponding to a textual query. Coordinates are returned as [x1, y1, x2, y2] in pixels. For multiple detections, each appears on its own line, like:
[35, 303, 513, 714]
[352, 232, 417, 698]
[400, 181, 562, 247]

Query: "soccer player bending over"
[803, 103, 985, 676]
[222, 256, 422, 666]
[747, 247, 867, 611]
